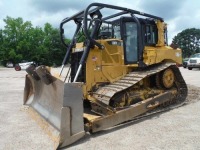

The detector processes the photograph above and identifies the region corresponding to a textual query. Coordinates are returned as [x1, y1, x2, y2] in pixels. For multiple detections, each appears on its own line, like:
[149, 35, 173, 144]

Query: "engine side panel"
[143, 46, 182, 65]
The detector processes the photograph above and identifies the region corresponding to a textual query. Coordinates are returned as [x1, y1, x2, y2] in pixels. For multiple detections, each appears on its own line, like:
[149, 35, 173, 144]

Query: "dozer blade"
[23, 66, 85, 149]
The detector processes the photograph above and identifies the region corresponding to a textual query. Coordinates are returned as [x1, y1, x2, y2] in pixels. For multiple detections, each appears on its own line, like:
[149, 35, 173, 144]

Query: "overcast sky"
[0, 0, 199, 43]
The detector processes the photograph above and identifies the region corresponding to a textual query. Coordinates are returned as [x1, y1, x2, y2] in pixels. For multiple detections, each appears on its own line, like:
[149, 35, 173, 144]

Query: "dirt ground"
[0, 67, 200, 150]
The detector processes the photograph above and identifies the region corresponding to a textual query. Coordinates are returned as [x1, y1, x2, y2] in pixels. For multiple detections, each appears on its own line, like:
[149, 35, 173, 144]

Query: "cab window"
[124, 22, 138, 63]
[145, 25, 158, 45]
[113, 24, 121, 39]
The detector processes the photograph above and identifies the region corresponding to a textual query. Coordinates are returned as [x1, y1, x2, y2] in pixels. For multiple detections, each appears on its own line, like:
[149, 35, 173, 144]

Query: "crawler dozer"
[24, 3, 187, 149]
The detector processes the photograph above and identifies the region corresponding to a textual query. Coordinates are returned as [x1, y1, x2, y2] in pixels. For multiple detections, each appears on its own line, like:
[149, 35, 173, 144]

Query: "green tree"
[0, 29, 4, 64]
[2, 16, 33, 63]
[0, 16, 68, 66]
[172, 28, 200, 58]
[27, 26, 45, 63]
[42, 23, 66, 66]
[77, 30, 86, 43]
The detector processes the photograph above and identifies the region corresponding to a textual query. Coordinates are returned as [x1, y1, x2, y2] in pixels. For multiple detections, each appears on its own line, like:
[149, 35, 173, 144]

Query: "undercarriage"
[84, 63, 188, 132]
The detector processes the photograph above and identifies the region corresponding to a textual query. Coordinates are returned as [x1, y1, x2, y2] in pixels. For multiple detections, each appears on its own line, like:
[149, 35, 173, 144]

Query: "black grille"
[190, 59, 197, 63]
[71, 51, 86, 82]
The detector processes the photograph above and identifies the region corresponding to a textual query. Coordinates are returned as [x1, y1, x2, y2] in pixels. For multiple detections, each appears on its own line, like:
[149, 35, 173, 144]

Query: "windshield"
[190, 53, 200, 58]
[113, 24, 121, 39]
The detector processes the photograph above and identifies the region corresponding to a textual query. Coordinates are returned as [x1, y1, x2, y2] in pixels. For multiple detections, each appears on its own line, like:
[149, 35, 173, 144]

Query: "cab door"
[123, 21, 138, 64]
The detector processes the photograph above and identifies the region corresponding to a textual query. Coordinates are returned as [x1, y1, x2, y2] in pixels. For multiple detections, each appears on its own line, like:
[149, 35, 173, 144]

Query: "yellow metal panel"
[85, 39, 128, 92]
[143, 47, 156, 65]
[102, 66, 127, 83]
[100, 39, 124, 65]
[156, 20, 165, 47]
[155, 46, 182, 64]
[143, 46, 182, 65]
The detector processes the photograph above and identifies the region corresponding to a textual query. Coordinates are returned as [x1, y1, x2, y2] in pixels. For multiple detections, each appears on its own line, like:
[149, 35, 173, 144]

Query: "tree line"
[0, 16, 67, 66]
[0, 16, 200, 67]
[172, 28, 200, 58]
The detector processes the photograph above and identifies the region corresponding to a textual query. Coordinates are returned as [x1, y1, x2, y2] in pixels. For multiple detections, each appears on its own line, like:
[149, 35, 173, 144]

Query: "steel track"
[92, 63, 188, 119]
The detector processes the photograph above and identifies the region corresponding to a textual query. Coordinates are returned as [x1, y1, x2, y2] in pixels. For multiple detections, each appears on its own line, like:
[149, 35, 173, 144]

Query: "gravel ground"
[0, 67, 200, 150]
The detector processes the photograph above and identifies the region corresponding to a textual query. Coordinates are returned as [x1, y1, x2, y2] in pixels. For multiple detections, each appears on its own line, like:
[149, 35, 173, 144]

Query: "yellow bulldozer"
[23, 3, 187, 149]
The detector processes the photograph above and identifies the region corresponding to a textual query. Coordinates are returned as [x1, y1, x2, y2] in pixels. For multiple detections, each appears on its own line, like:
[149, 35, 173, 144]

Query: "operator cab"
[99, 17, 159, 65]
